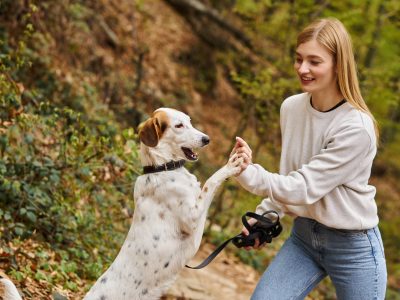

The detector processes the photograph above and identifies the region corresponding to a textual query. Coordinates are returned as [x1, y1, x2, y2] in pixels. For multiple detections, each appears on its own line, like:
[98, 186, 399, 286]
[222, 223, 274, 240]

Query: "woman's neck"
[311, 89, 344, 112]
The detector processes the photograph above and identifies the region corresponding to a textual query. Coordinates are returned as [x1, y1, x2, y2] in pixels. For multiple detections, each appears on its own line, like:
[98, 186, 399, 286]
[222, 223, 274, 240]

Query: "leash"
[143, 159, 186, 174]
[186, 210, 282, 269]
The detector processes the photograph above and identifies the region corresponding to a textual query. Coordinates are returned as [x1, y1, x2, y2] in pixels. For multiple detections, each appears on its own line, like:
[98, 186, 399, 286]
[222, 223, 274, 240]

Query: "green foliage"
[0, 2, 142, 290]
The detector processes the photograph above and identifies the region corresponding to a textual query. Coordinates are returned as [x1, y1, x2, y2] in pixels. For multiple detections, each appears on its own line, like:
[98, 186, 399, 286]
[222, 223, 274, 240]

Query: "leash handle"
[242, 210, 279, 232]
[185, 210, 282, 269]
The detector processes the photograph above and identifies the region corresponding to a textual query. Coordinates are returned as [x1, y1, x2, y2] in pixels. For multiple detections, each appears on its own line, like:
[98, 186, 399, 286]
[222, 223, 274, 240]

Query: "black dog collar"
[143, 159, 186, 174]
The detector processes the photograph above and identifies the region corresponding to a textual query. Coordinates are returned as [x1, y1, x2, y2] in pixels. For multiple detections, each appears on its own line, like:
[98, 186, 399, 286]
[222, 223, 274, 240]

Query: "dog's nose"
[202, 135, 210, 146]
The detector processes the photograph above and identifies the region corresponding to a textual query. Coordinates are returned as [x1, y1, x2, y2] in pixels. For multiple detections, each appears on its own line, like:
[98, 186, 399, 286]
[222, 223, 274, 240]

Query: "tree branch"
[164, 0, 253, 50]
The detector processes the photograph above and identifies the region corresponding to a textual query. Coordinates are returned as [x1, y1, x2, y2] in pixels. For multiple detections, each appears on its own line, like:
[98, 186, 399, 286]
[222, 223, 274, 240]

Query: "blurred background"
[0, 0, 399, 299]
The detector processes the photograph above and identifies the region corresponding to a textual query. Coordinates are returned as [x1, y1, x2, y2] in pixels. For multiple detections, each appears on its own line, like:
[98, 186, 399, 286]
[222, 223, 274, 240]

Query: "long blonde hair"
[297, 18, 379, 141]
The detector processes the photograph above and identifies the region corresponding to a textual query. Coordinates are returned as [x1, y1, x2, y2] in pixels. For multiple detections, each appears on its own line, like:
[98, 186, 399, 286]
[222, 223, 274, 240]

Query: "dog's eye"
[175, 123, 184, 129]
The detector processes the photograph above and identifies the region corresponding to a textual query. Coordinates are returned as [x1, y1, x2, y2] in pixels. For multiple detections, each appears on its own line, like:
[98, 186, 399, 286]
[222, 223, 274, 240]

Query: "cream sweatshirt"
[237, 92, 378, 230]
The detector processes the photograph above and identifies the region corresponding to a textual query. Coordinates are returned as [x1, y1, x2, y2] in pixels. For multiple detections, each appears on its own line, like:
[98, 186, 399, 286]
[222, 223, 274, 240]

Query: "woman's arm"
[235, 125, 373, 206]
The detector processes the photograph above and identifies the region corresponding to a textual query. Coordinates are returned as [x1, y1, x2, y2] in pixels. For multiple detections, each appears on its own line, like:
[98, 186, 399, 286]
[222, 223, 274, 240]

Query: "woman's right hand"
[231, 136, 253, 175]
[242, 218, 263, 250]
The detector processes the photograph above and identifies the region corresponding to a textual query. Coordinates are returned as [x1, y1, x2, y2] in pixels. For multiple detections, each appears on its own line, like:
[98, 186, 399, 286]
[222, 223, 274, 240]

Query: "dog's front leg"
[189, 154, 242, 247]
[197, 154, 242, 215]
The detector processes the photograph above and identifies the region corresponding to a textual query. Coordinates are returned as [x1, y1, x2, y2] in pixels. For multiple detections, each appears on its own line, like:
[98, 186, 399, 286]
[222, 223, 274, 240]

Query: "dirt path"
[164, 243, 259, 300]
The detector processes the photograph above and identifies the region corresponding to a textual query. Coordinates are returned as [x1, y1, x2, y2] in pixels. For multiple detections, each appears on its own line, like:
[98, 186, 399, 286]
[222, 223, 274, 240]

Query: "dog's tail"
[0, 275, 22, 300]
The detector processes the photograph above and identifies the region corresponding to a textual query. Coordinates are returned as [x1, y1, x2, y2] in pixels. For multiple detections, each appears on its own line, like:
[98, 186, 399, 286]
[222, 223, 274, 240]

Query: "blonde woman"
[232, 18, 387, 299]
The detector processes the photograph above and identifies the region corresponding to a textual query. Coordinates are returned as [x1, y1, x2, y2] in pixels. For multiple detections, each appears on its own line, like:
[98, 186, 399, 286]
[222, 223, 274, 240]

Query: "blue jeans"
[251, 217, 387, 300]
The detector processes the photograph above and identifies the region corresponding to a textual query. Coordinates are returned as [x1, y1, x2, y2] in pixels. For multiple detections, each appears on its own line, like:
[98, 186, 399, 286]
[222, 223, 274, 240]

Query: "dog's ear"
[138, 111, 168, 147]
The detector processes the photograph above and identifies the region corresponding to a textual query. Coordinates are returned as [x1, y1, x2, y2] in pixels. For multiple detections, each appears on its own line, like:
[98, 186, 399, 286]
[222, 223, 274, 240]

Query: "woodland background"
[0, 0, 399, 299]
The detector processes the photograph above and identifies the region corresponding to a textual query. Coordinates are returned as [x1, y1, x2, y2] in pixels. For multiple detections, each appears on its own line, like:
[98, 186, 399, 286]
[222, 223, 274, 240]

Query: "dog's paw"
[225, 153, 244, 176]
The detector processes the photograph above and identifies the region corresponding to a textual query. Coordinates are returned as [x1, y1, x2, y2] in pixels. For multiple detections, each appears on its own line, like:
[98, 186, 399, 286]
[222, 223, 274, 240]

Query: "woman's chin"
[300, 84, 317, 94]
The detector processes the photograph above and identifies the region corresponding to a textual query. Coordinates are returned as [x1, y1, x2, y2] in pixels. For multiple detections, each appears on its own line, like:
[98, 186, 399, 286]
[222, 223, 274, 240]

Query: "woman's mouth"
[300, 76, 315, 84]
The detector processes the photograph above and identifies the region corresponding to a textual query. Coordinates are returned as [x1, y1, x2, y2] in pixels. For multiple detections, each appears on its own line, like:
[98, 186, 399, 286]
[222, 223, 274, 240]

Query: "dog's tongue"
[182, 147, 198, 160]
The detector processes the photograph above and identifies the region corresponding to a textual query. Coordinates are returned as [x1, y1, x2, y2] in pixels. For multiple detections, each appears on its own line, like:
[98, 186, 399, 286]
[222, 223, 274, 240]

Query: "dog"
[0, 108, 242, 300]
[86, 108, 242, 299]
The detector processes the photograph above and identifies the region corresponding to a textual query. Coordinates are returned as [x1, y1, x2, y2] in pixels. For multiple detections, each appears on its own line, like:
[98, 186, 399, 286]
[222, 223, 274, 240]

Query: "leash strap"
[185, 235, 240, 269]
[186, 211, 282, 269]
[143, 159, 186, 174]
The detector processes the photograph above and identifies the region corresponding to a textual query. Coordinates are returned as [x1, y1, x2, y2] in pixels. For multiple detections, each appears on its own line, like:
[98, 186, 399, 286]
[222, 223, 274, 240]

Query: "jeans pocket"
[366, 228, 386, 261]
[373, 227, 386, 259]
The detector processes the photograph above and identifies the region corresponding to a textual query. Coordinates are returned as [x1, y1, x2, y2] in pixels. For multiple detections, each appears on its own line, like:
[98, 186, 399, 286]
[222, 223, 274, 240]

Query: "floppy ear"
[138, 111, 168, 147]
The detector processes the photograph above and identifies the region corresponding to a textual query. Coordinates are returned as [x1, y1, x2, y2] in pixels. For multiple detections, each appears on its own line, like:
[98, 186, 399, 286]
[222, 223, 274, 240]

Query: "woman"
[233, 18, 387, 299]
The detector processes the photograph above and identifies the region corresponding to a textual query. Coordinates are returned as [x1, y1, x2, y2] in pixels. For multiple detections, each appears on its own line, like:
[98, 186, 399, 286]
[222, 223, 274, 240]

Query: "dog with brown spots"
[84, 108, 243, 299]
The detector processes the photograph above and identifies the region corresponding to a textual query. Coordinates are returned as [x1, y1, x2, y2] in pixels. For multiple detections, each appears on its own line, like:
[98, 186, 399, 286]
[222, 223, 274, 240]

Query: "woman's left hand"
[230, 136, 253, 174]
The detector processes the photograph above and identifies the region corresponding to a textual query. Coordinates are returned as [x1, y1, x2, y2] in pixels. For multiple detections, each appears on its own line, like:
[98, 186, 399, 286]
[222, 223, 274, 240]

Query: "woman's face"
[294, 39, 337, 95]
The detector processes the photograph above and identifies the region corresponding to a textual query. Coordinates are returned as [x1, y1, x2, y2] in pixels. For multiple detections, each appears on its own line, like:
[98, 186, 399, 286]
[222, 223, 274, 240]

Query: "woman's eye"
[295, 58, 302, 63]
[311, 61, 321, 65]
[175, 123, 184, 128]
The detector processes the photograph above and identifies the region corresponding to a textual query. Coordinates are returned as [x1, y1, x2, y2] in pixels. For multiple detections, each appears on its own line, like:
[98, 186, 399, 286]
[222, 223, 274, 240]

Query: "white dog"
[86, 108, 242, 299]
[1, 108, 242, 300]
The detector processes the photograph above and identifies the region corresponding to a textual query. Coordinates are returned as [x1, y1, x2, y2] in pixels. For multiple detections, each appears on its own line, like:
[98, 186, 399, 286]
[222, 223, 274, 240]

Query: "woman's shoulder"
[281, 92, 309, 113]
[336, 107, 376, 143]
[334, 104, 374, 129]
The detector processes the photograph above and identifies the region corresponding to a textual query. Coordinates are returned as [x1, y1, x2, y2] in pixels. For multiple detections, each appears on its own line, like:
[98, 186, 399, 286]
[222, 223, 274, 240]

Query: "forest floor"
[164, 243, 259, 300]
[0, 241, 259, 300]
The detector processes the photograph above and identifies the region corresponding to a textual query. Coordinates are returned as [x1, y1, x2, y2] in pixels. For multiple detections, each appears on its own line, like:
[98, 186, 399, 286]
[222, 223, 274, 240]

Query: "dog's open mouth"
[181, 147, 198, 161]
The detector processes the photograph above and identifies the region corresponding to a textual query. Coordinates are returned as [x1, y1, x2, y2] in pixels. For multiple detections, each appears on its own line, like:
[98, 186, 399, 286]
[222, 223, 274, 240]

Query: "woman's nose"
[298, 62, 309, 74]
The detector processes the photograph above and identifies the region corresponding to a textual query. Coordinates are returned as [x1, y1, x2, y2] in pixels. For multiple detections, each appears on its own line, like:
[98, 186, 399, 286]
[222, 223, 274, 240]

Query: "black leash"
[186, 210, 282, 269]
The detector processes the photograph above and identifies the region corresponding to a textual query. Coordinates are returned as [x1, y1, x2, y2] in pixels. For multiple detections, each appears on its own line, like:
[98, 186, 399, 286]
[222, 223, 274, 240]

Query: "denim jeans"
[251, 217, 387, 300]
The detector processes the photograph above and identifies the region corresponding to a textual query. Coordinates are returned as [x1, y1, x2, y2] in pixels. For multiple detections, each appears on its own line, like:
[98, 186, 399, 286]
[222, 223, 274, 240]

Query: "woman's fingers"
[230, 137, 243, 157]
[236, 136, 250, 149]
[235, 137, 252, 160]
[236, 153, 251, 168]
[242, 218, 260, 250]
[236, 149, 252, 162]
[230, 137, 252, 175]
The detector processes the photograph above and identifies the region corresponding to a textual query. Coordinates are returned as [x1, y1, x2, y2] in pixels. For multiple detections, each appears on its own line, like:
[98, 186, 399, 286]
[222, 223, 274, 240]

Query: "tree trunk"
[364, 2, 385, 68]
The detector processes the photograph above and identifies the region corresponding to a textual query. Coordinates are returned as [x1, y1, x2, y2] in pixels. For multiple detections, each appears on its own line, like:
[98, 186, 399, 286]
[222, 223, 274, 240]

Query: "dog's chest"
[134, 170, 201, 206]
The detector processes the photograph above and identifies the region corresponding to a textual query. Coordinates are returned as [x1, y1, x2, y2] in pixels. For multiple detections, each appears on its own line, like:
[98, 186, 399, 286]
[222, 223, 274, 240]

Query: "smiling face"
[294, 39, 338, 96]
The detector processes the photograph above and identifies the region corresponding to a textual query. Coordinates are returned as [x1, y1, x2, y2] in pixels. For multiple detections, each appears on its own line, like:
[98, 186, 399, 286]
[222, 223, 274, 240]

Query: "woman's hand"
[230, 136, 253, 175]
[242, 218, 263, 250]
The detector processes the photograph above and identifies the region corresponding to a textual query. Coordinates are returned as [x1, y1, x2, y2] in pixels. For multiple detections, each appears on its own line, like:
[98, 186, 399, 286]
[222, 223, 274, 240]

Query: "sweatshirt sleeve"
[236, 125, 373, 206]
[255, 197, 285, 219]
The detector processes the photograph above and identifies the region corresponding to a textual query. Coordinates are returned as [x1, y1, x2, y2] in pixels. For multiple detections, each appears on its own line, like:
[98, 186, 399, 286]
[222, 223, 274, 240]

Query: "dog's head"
[138, 108, 209, 163]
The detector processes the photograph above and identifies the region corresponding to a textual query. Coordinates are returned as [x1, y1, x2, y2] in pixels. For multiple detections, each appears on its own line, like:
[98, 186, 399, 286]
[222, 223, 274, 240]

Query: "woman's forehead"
[296, 40, 332, 59]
